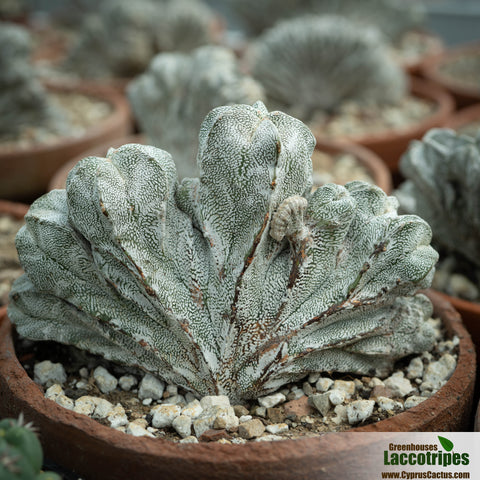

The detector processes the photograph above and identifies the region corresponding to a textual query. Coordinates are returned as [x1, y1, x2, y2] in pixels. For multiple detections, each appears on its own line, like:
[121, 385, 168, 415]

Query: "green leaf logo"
[438, 436, 454, 452]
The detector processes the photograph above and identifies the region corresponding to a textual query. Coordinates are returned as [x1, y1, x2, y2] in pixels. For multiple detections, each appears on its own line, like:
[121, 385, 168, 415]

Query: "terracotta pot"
[421, 42, 480, 109]
[435, 292, 480, 354]
[0, 290, 475, 480]
[48, 134, 393, 194]
[475, 399, 480, 432]
[0, 82, 132, 203]
[324, 77, 454, 176]
[445, 102, 480, 133]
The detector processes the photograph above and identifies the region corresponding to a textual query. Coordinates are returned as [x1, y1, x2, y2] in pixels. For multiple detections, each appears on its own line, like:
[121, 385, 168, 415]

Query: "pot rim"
[421, 41, 480, 100]
[445, 102, 480, 130]
[0, 80, 131, 160]
[0, 290, 475, 467]
[321, 77, 454, 147]
[48, 134, 394, 195]
[314, 137, 393, 194]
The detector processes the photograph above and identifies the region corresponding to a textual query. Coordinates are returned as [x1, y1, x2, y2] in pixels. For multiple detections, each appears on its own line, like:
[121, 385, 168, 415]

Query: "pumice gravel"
[16, 316, 458, 444]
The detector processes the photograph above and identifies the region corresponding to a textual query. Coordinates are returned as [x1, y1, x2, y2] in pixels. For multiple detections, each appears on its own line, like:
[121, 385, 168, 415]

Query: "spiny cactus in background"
[248, 16, 408, 121]
[227, 0, 424, 40]
[0, 22, 66, 139]
[396, 128, 480, 272]
[8, 102, 438, 402]
[64, 0, 216, 79]
[128, 45, 264, 179]
[0, 416, 60, 480]
[153, 0, 219, 53]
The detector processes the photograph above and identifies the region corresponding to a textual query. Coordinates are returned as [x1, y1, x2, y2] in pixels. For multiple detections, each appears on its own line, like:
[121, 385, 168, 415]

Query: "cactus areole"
[8, 102, 438, 402]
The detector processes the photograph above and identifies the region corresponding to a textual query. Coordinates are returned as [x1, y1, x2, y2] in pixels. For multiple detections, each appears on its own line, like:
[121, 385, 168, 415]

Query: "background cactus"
[395, 128, 480, 296]
[247, 15, 408, 121]
[226, 0, 424, 40]
[8, 102, 437, 402]
[0, 22, 66, 139]
[128, 45, 264, 179]
[0, 416, 60, 480]
[64, 0, 216, 79]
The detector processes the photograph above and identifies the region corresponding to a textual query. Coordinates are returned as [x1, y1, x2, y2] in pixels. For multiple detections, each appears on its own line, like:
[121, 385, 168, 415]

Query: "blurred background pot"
[421, 41, 480, 109]
[0, 290, 475, 480]
[0, 199, 28, 307]
[445, 102, 480, 137]
[0, 81, 131, 203]
[323, 77, 454, 178]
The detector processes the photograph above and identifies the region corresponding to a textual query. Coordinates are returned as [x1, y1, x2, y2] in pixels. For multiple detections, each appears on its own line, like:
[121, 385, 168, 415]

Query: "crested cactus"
[0, 22, 66, 139]
[64, 0, 216, 79]
[248, 15, 408, 121]
[0, 416, 60, 480]
[396, 128, 480, 272]
[8, 102, 438, 402]
[128, 45, 264, 179]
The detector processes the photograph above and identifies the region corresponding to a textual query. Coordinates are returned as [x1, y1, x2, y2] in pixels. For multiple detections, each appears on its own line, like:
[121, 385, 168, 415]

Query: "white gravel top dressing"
[25, 316, 458, 443]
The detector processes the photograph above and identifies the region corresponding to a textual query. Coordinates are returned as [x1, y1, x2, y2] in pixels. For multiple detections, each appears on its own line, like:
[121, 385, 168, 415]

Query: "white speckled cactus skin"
[396, 128, 480, 269]
[248, 16, 408, 120]
[9, 102, 438, 402]
[128, 45, 264, 179]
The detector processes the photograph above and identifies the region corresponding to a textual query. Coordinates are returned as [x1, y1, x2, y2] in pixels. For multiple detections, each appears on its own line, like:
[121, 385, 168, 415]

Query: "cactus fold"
[9, 102, 437, 402]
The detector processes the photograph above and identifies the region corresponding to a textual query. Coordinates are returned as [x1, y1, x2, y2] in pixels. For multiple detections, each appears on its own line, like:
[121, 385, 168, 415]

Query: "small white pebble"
[45, 384, 64, 400]
[172, 415, 192, 438]
[255, 435, 284, 442]
[239, 415, 252, 423]
[142, 398, 153, 406]
[55, 394, 75, 410]
[329, 389, 346, 405]
[181, 399, 203, 419]
[93, 366, 118, 394]
[34, 361, 67, 387]
[376, 396, 404, 411]
[258, 392, 286, 408]
[315, 377, 334, 392]
[384, 372, 413, 398]
[138, 373, 165, 400]
[265, 423, 289, 434]
[79, 367, 89, 379]
[75, 380, 89, 390]
[118, 375, 137, 391]
[346, 400, 375, 425]
[179, 436, 199, 444]
[404, 396, 428, 409]
[126, 422, 155, 438]
[150, 404, 182, 428]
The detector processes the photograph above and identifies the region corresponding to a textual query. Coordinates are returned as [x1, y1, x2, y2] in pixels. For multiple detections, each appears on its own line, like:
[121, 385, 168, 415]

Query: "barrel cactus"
[0, 416, 60, 480]
[248, 15, 407, 121]
[0, 22, 65, 139]
[9, 102, 437, 402]
[128, 45, 264, 178]
[396, 128, 480, 294]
